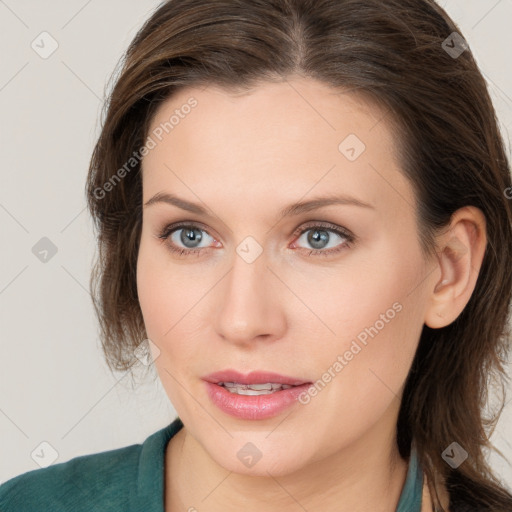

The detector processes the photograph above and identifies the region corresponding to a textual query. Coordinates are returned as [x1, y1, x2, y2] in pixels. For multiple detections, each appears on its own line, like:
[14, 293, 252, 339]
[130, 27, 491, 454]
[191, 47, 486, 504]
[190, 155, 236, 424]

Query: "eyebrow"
[143, 192, 374, 219]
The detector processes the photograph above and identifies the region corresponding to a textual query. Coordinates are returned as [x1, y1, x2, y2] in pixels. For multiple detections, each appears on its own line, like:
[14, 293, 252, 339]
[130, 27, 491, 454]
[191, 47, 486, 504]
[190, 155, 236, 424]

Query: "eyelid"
[291, 220, 353, 239]
[158, 220, 218, 239]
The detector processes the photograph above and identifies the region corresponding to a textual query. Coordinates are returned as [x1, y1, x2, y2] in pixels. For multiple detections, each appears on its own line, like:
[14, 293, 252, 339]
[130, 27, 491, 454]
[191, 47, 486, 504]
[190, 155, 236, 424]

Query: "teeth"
[229, 388, 273, 395]
[218, 382, 293, 395]
[243, 383, 272, 391]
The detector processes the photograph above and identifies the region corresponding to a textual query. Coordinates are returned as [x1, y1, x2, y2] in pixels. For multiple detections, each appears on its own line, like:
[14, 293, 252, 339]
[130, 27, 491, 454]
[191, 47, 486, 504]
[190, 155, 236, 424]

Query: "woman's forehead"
[140, 78, 411, 219]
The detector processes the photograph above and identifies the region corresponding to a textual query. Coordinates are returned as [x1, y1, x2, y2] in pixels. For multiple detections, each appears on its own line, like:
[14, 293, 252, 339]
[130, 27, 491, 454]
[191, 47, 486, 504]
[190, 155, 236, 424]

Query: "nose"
[214, 249, 287, 347]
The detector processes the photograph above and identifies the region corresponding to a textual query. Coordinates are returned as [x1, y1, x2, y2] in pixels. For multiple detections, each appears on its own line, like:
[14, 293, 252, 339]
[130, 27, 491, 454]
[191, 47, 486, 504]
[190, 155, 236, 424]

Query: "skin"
[136, 75, 486, 512]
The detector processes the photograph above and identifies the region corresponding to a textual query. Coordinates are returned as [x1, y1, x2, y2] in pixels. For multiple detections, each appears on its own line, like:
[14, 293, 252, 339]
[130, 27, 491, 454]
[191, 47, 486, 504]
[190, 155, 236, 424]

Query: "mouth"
[202, 369, 313, 419]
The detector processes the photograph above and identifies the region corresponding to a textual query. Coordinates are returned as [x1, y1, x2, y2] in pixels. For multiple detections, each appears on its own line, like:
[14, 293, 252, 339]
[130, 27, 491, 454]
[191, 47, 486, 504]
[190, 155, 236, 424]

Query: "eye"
[156, 222, 220, 257]
[155, 221, 355, 257]
[291, 222, 355, 257]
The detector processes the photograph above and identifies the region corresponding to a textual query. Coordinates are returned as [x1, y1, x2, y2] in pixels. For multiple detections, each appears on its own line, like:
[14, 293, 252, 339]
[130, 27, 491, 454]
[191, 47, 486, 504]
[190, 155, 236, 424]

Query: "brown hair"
[86, 0, 512, 509]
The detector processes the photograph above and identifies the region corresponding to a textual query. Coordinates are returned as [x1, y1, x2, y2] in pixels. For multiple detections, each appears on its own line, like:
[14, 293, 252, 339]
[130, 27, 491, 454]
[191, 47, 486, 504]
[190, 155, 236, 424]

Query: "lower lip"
[204, 381, 312, 420]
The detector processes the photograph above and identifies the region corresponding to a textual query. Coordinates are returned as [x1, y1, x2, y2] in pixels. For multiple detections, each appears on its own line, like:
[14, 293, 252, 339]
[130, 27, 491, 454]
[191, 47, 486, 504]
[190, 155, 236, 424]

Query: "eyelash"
[156, 221, 356, 258]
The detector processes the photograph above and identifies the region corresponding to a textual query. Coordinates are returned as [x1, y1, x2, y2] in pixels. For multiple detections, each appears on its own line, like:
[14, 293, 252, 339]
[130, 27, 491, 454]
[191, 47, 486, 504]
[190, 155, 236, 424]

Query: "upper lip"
[203, 369, 311, 386]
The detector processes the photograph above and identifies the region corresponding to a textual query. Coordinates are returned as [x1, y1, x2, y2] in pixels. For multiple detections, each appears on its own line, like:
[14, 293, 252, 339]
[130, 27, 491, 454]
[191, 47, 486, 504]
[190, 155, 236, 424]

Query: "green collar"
[396, 444, 424, 512]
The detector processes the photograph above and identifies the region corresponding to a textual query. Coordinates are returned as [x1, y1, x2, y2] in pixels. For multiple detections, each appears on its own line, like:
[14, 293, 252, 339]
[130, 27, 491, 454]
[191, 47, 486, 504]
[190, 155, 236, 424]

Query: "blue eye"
[156, 221, 355, 257]
[293, 223, 355, 256]
[157, 223, 216, 256]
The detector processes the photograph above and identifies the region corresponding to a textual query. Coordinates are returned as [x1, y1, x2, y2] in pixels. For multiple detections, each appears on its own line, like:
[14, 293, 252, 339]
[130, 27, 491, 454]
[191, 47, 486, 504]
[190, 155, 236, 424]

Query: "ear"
[424, 206, 487, 329]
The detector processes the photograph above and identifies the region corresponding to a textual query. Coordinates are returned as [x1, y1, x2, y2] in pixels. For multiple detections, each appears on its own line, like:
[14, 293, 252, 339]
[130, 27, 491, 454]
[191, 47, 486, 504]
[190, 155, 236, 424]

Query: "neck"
[165, 415, 410, 512]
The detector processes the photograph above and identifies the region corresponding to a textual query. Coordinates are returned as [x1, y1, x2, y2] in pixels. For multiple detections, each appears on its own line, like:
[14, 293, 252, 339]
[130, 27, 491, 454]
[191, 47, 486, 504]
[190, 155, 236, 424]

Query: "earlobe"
[424, 207, 487, 329]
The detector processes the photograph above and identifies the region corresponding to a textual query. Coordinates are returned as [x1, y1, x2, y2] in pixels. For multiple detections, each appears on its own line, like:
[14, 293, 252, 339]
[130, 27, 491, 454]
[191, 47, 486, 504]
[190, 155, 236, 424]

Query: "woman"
[1, 0, 512, 510]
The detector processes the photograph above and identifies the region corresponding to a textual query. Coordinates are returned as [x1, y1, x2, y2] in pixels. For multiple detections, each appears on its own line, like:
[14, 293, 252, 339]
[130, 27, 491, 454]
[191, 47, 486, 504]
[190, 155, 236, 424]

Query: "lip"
[202, 369, 310, 386]
[203, 369, 313, 420]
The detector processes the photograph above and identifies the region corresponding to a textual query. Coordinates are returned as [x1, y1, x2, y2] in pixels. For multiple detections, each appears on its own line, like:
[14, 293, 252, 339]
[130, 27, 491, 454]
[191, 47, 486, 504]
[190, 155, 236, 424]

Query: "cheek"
[136, 245, 170, 338]
[136, 242, 197, 404]
[136, 236, 193, 339]
[136, 237, 208, 374]
[311, 240, 427, 402]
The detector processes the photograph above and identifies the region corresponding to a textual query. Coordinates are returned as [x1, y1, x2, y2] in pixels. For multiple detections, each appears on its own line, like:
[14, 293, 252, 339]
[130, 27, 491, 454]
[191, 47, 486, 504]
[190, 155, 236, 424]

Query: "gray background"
[1, 0, 511, 488]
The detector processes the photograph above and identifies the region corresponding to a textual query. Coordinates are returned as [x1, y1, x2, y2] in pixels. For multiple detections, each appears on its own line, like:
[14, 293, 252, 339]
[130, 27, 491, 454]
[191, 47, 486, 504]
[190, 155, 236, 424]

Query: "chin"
[206, 435, 311, 478]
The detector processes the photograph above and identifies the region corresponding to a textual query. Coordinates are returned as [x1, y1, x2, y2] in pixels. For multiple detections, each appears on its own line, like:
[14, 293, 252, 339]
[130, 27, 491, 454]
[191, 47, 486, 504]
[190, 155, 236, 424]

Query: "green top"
[396, 441, 424, 512]
[0, 417, 423, 511]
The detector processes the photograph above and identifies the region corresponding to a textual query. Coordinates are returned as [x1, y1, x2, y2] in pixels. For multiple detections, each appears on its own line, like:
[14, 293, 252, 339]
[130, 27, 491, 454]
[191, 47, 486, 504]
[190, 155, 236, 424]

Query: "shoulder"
[0, 418, 183, 512]
[0, 442, 142, 512]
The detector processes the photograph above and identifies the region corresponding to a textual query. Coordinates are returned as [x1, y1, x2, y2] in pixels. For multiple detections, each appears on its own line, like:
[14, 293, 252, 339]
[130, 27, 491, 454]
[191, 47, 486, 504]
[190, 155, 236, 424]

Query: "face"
[136, 76, 433, 477]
